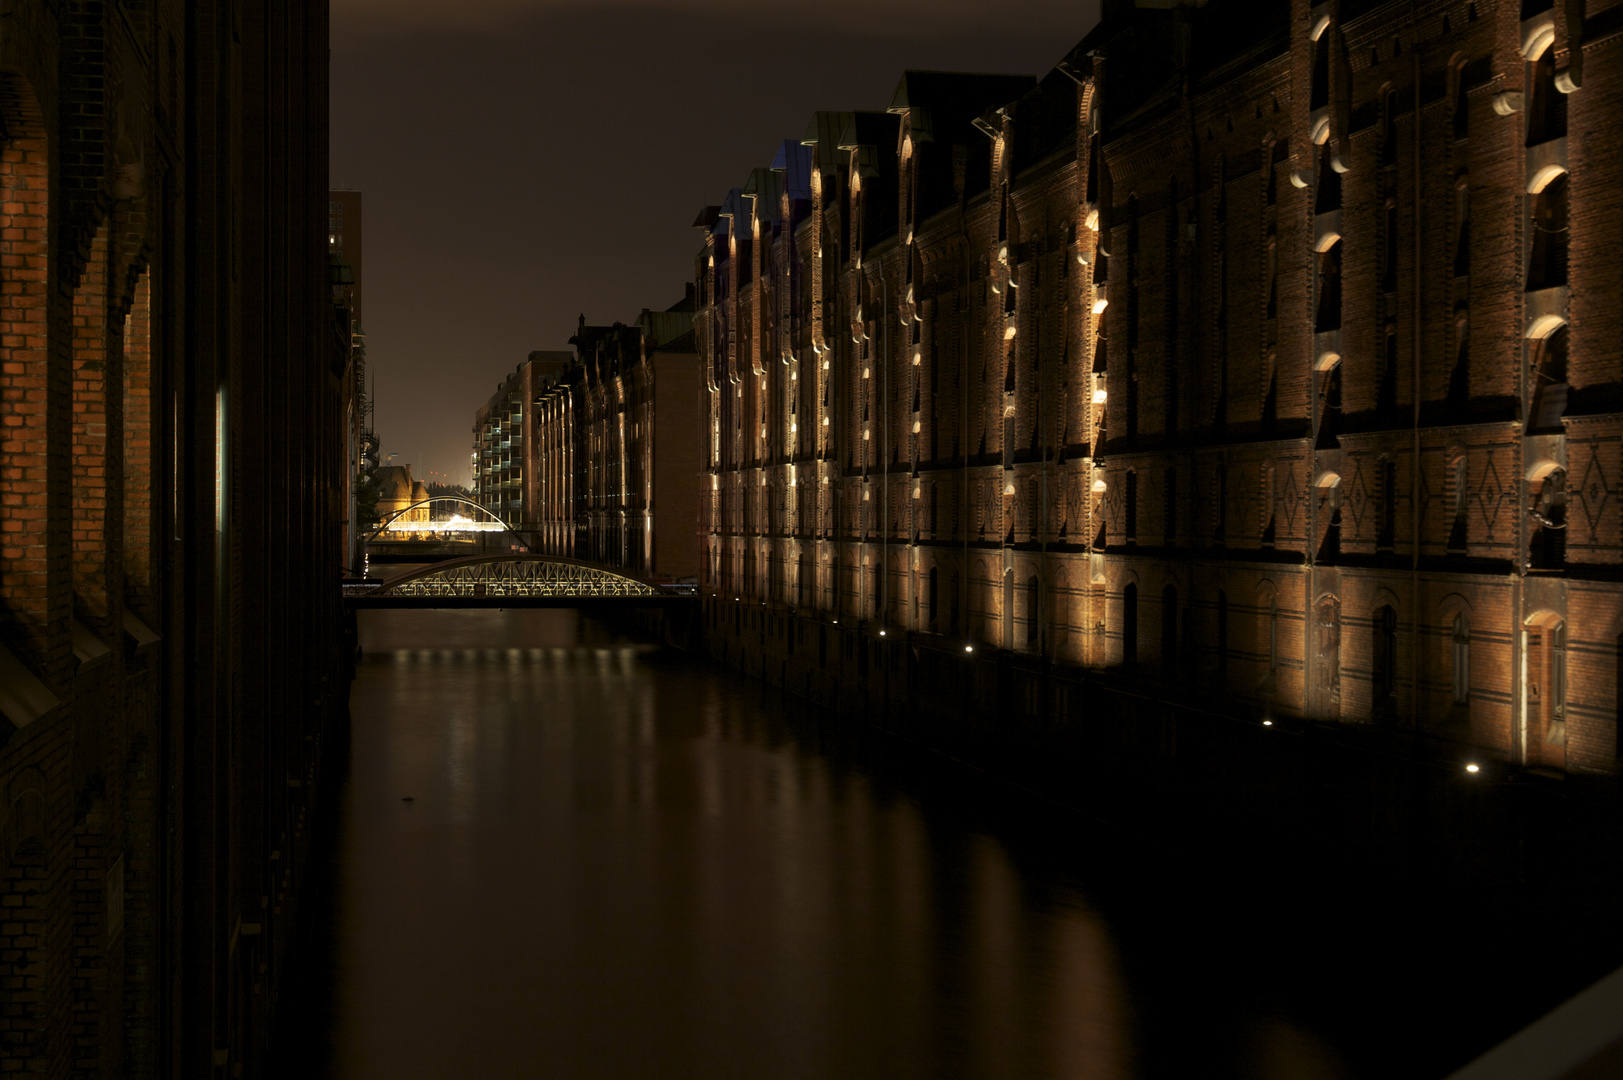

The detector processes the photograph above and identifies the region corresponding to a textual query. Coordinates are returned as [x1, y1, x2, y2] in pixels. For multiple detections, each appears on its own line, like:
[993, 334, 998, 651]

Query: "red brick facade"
[480, 300, 703, 582]
[0, 3, 347, 1077]
[697, 0, 1623, 776]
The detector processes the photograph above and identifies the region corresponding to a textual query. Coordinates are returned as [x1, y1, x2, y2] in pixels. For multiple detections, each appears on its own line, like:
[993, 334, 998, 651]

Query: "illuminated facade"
[374, 465, 433, 538]
[699, 0, 1623, 775]
[564, 300, 702, 580]
[478, 300, 702, 580]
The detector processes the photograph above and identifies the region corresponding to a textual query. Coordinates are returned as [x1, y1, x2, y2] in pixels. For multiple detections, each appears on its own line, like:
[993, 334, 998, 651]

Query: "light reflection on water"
[290, 609, 1370, 1080]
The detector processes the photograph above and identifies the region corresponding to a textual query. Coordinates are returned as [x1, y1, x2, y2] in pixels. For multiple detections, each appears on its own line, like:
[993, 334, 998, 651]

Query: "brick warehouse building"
[477, 299, 702, 581]
[696, 0, 1623, 778]
[473, 350, 571, 539]
[0, 2, 347, 1077]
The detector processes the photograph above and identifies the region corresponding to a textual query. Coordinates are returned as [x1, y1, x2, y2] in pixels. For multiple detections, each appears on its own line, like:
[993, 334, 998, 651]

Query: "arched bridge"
[362, 496, 524, 542]
[342, 554, 695, 608]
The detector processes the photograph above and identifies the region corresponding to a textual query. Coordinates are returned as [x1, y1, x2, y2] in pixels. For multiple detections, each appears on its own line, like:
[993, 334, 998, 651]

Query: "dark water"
[271, 609, 1599, 1079]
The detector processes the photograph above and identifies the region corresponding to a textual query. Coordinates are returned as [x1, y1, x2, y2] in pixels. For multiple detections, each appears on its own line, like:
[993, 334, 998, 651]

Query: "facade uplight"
[1092, 298, 1109, 315]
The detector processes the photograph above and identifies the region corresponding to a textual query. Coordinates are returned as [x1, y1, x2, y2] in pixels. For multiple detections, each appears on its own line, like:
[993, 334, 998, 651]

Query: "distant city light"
[384, 516, 505, 533]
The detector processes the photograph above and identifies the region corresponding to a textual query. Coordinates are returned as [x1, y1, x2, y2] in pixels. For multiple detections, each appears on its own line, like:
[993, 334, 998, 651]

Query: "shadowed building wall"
[0, 2, 348, 1076]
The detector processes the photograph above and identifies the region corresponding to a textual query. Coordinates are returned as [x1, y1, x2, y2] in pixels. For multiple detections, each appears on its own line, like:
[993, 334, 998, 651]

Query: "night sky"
[329, 0, 1102, 485]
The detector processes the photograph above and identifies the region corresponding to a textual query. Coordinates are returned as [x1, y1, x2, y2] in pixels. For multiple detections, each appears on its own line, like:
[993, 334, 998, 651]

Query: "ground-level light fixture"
[879, 630, 887, 637]
[1262, 719, 1274, 727]
[964, 644, 974, 653]
[1466, 763, 1481, 774]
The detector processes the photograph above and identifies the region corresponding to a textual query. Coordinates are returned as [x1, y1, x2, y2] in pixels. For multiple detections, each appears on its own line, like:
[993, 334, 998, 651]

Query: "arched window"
[1373, 604, 1398, 707]
[1528, 172, 1569, 292]
[1452, 613, 1471, 704]
[1311, 27, 1332, 111]
[1526, 42, 1567, 147]
[928, 565, 938, 627]
[1123, 582, 1138, 665]
[1531, 468, 1567, 569]
[1315, 239, 1342, 333]
[1529, 323, 1569, 432]
[1315, 141, 1341, 215]
[1380, 89, 1398, 167]
[1454, 60, 1474, 138]
[1162, 585, 1179, 677]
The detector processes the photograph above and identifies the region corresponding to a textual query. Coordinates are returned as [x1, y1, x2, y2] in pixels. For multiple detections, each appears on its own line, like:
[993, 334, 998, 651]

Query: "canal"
[270, 608, 1601, 1079]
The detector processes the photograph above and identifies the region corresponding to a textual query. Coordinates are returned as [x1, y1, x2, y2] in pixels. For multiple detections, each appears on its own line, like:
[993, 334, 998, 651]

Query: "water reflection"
[311, 609, 1139, 1080]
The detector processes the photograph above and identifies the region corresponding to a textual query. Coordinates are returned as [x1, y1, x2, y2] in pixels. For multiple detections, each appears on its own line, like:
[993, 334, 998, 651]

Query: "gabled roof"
[770, 140, 813, 201]
[742, 167, 782, 225]
[886, 71, 1038, 146]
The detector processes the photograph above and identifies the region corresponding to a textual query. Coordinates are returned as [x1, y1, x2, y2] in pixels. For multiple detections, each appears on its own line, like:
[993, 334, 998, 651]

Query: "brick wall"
[0, 2, 346, 1077]
[679, 0, 1622, 776]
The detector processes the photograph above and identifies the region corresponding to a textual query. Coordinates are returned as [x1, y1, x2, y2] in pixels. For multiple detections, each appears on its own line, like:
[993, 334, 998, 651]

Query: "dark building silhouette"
[697, 0, 1623, 775]
[0, 2, 347, 1074]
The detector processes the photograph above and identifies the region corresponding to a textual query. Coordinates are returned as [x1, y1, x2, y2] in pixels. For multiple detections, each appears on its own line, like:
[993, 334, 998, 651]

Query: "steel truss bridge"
[343, 554, 695, 609]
